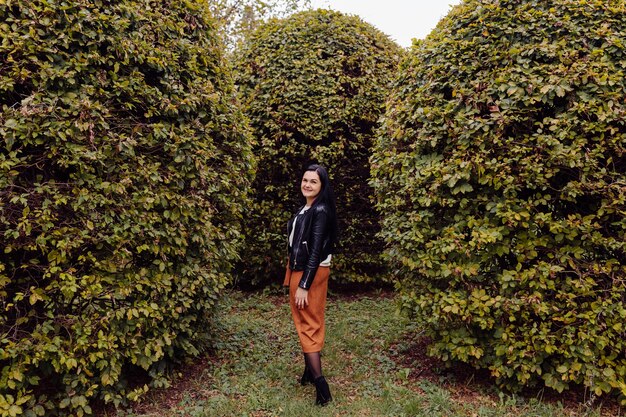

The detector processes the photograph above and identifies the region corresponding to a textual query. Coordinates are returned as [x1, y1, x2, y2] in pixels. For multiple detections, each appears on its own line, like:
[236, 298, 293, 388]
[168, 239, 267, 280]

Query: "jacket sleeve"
[298, 207, 328, 290]
[286, 216, 294, 253]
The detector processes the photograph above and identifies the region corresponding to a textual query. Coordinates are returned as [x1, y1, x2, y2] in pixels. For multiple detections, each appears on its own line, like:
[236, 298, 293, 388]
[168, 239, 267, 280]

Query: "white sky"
[308, 0, 463, 48]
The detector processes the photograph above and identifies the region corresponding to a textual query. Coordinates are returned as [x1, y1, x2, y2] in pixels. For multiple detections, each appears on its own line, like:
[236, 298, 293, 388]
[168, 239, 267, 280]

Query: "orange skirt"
[284, 266, 330, 353]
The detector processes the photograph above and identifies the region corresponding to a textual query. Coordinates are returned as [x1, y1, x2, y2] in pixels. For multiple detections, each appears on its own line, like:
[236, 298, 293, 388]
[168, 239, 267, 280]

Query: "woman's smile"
[301, 171, 322, 203]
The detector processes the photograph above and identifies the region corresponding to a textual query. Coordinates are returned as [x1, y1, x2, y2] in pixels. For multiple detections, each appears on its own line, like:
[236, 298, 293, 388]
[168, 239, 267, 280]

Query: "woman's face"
[301, 170, 322, 202]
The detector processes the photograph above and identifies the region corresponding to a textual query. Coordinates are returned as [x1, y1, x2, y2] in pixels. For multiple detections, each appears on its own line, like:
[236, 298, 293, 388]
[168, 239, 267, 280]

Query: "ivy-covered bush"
[0, 1, 253, 415]
[371, 0, 626, 398]
[234, 9, 402, 286]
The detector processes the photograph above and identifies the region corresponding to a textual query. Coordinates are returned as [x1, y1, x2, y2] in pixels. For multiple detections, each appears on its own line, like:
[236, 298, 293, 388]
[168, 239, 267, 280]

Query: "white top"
[289, 206, 332, 267]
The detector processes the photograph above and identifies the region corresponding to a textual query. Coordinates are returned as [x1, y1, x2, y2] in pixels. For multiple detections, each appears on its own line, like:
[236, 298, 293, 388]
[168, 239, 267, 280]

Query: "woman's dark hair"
[304, 164, 339, 246]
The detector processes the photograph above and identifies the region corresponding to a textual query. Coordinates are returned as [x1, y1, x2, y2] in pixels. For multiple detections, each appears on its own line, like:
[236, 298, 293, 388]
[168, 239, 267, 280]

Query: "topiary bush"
[234, 9, 402, 286]
[371, 0, 626, 399]
[0, 1, 253, 415]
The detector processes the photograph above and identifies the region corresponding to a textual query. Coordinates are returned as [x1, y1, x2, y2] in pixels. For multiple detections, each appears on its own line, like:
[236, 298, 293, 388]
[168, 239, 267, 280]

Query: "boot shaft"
[314, 376, 332, 406]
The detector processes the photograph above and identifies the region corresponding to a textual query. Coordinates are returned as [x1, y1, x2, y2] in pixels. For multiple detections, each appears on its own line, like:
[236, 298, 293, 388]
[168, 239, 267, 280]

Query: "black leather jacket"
[287, 203, 333, 290]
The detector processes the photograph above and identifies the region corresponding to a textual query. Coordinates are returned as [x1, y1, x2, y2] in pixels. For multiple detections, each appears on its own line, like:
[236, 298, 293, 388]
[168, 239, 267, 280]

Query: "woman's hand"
[295, 287, 309, 309]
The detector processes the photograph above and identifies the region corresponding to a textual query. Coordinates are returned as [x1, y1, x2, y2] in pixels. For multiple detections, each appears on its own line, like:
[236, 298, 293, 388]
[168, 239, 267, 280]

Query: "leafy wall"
[0, 1, 253, 414]
[235, 9, 402, 286]
[371, 0, 626, 398]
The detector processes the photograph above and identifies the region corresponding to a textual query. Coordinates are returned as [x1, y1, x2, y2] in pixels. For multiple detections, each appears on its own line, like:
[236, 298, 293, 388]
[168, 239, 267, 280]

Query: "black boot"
[314, 376, 332, 406]
[300, 365, 314, 385]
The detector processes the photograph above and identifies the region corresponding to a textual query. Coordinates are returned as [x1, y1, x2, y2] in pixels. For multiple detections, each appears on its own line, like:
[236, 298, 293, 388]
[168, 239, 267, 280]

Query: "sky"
[308, 0, 463, 48]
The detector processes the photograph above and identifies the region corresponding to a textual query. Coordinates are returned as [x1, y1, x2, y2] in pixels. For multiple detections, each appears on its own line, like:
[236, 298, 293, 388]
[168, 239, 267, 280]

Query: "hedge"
[234, 9, 402, 286]
[371, 0, 626, 399]
[0, 1, 253, 415]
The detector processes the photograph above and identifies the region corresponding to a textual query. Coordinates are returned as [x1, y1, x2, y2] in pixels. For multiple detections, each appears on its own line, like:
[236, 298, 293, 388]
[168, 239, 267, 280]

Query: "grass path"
[109, 290, 621, 417]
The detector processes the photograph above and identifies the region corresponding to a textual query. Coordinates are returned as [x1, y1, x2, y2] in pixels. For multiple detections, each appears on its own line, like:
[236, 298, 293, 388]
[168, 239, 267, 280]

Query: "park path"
[105, 291, 608, 417]
[114, 290, 433, 416]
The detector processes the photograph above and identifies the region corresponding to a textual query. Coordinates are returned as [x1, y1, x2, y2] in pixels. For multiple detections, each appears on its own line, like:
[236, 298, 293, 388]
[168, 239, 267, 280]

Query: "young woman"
[283, 164, 338, 406]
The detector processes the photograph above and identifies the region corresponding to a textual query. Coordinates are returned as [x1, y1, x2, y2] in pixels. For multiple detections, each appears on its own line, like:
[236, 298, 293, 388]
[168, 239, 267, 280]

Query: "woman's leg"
[300, 353, 314, 385]
[305, 351, 331, 405]
[304, 351, 322, 379]
[289, 268, 332, 404]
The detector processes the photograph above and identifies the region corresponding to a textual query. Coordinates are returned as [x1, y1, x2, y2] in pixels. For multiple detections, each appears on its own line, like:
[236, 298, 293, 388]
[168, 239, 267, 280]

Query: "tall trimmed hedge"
[234, 9, 402, 285]
[0, 1, 253, 415]
[371, 0, 626, 398]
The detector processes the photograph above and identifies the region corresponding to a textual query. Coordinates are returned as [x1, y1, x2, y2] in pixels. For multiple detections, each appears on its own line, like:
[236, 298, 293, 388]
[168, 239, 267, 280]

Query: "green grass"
[105, 290, 623, 417]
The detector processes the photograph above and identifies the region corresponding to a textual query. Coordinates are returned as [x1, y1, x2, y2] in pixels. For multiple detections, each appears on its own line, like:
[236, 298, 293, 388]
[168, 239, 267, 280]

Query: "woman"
[283, 164, 338, 406]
